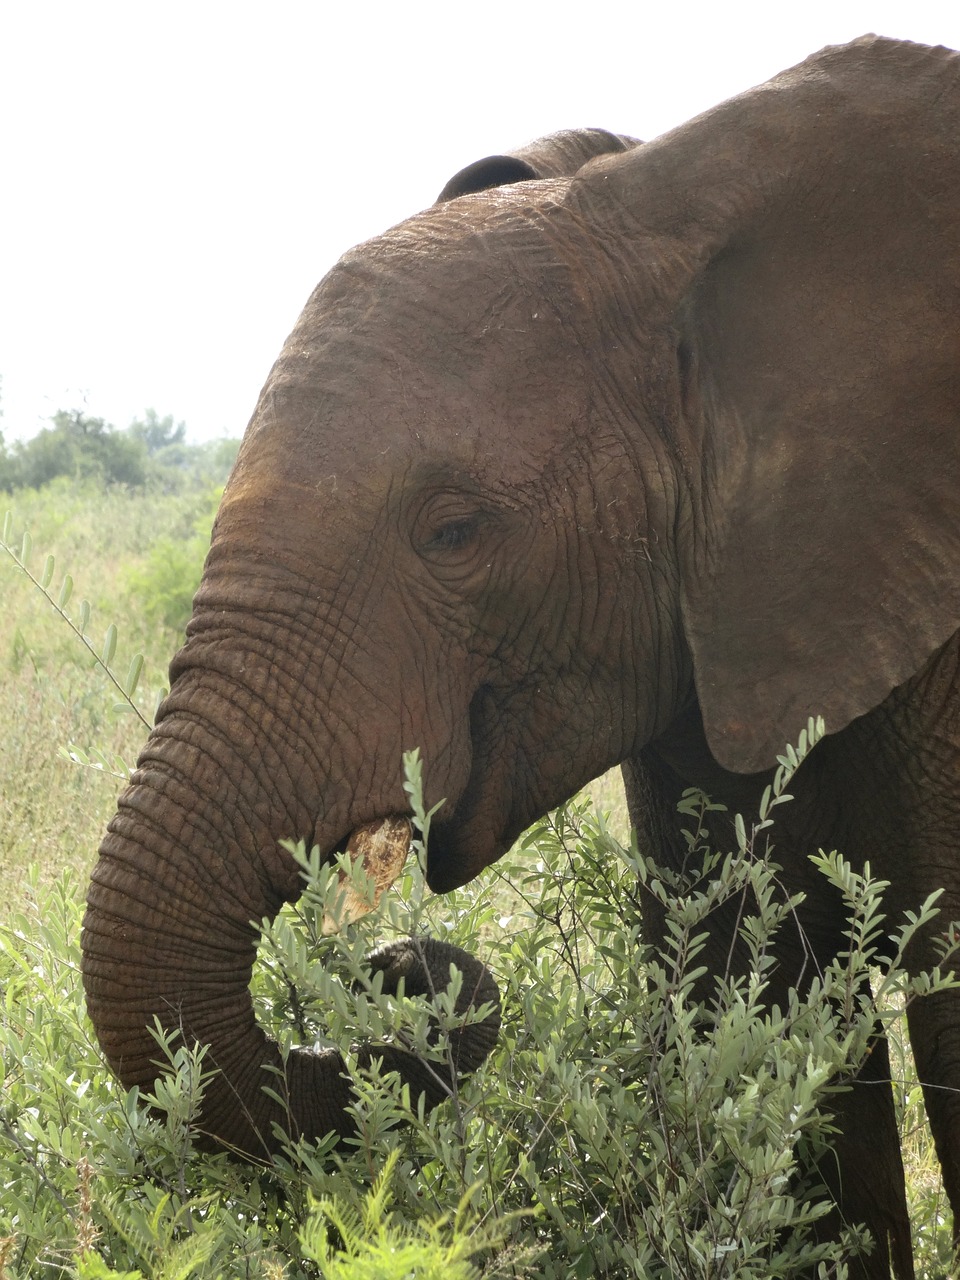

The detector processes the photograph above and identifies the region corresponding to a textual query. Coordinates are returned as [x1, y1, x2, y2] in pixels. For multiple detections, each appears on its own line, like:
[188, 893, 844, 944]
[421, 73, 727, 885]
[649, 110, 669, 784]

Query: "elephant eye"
[424, 517, 481, 554]
[412, 484, 512, 574]
[413, 493, 492, 568]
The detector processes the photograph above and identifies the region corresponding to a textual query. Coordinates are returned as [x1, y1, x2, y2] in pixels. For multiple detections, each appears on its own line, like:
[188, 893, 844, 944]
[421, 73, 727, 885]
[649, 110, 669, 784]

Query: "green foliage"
[128, 409, 187, 455]
[0, 410, 146, 490]
[299, 1149, 509, 1279]
[127, 411, 239, 495]
[1, 758, 957, 1276]
[255, 745, 957, 1277]
[0, 873, 307, 1277]
[122, 486, 223, 634]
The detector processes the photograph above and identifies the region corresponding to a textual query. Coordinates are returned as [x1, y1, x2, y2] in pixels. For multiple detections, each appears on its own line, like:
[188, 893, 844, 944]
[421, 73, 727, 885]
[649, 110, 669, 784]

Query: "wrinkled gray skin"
[83, 37, 960, 1280]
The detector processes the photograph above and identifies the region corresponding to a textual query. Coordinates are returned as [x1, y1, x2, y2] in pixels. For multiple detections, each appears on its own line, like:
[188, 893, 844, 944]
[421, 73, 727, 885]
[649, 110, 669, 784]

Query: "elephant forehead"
[236, 210, 598, 489]
[229, 369, 588, 521]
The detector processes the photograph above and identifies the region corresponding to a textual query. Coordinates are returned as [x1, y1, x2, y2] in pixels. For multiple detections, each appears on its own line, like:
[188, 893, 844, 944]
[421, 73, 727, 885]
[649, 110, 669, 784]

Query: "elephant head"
[80, 122, 639, 1157]
[82, 36, 960, 1159]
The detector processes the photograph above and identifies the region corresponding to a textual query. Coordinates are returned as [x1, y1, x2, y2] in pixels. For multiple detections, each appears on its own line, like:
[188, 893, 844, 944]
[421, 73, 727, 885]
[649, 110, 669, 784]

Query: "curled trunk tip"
[82, 817, 501, 1159]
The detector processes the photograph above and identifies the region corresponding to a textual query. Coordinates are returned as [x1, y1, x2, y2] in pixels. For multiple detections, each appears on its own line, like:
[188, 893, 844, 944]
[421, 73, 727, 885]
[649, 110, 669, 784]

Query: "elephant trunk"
[81, 711, 500, 1158]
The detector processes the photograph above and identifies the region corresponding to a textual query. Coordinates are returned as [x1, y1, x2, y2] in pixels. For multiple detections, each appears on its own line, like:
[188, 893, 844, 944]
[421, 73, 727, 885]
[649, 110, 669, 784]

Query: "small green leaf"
[124, 652, 144, 698]
[58, 574, 73, 609]
[758, 784, 772, 821]
[79, 599, 91, 635]
[19, 530, 31, 565]
[102, 623, 118, 667]
[2, 511, 11, 543]
[734, 812, 747, 852]
[40, 553, 55, 589]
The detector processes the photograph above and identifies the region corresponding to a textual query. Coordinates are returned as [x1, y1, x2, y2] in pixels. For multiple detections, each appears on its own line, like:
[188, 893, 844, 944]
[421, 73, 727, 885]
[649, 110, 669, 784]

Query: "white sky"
[2, 1, 958, 443]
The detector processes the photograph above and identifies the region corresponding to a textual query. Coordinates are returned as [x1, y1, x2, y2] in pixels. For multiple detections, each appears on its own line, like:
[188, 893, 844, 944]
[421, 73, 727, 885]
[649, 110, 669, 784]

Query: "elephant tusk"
[321, 815, 413, 935]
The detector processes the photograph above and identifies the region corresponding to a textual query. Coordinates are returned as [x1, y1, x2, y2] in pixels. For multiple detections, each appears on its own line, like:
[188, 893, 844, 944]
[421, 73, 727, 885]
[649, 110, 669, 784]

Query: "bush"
[1, 741, 956, 1277]
[254, 744, 958, 1278]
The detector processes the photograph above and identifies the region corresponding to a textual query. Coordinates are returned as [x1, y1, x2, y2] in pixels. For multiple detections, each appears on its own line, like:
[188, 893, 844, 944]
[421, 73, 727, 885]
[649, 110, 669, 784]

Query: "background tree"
[0, 408, 238, 494]
[0, 409, 147, 490]
[128, 408, 187, 455]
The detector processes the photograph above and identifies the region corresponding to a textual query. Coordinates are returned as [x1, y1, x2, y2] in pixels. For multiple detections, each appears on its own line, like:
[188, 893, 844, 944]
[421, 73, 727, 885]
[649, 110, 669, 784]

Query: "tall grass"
[0, 480, 207, 901]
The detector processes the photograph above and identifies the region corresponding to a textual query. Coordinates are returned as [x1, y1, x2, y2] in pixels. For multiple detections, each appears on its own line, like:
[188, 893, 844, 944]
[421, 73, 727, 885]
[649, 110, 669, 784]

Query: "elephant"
[81, 34, 960, 1280]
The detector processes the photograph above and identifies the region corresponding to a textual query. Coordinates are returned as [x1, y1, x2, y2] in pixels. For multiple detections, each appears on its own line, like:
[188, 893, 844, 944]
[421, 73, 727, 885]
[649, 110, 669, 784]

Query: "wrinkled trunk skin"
[81, 698, 500, 1158]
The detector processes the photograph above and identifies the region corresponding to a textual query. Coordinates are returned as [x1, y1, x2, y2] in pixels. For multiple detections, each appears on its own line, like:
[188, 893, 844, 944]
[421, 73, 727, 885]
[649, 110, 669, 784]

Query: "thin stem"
[0, 529, 152, 732]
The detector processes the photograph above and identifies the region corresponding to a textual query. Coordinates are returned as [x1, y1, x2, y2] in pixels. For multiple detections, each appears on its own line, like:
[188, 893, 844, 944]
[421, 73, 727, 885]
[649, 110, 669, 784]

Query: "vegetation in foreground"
[0, 445, 955, 1277]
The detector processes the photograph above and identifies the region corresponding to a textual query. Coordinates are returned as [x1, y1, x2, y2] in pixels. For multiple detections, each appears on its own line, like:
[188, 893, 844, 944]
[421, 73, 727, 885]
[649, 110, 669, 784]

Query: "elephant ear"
[436, 127, 640, 202]
[581, 36, 960, 773]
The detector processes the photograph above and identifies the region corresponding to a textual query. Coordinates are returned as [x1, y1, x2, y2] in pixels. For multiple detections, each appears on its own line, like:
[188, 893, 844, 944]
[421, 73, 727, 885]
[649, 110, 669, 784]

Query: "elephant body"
[82, 36, 960, 1279]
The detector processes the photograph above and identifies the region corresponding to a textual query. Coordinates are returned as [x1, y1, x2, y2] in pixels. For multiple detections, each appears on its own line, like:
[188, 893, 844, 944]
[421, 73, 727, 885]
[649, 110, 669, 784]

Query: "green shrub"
[2, 744, 955, 1276]
[251, 744, 958, 1278]
[298, 1148, 510, 1280]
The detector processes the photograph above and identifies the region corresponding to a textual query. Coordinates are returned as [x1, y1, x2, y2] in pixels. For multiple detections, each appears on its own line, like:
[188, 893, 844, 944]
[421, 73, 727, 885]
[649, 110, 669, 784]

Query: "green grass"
[0, 480, 215, 903]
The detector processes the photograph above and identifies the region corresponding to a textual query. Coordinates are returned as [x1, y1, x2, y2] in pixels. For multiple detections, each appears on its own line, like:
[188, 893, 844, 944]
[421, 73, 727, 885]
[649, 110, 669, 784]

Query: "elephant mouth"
[326, 804, 507, 907]
[320, 815, 413, 934]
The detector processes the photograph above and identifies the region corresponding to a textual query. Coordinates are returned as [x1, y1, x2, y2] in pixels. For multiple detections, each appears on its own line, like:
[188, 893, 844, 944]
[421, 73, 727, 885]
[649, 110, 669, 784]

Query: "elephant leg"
[906, 988, 960, 1248]
[623, 749, 916, 1277]
[811, 1029, 914, 1280]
